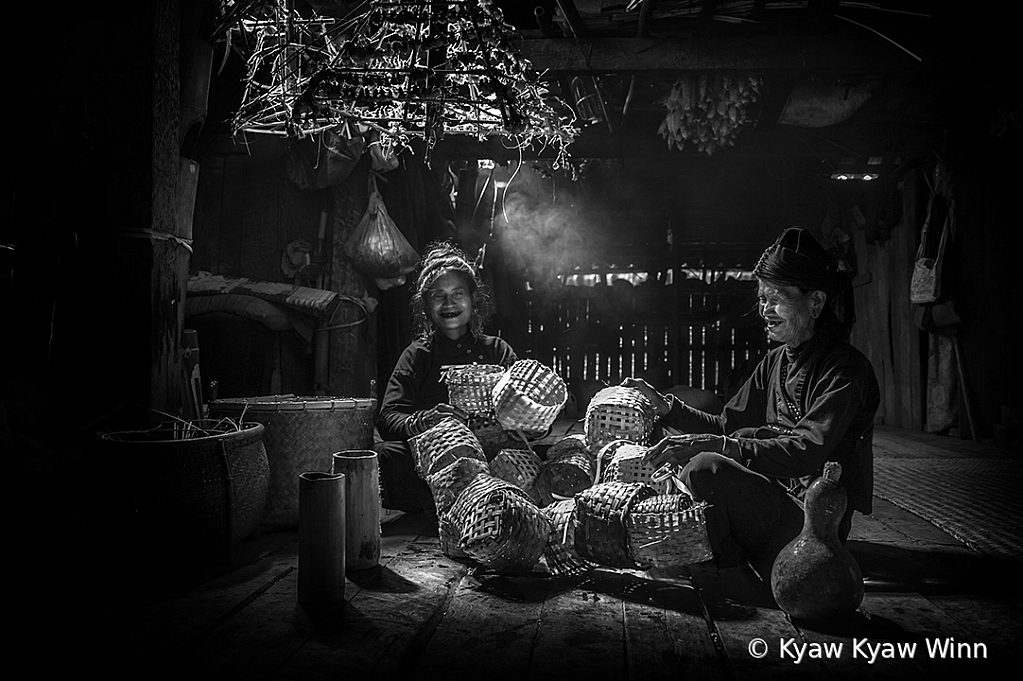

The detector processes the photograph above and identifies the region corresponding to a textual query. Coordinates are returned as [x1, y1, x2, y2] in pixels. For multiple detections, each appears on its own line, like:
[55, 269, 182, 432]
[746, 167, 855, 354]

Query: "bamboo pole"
[298, 471, 346, 608]
[332, 450, 382, 570]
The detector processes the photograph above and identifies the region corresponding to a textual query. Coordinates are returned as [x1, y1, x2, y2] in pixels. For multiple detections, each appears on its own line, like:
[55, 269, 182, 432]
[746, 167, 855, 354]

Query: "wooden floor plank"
[524, 569, 629, 681]
[408, 571, 550, 681]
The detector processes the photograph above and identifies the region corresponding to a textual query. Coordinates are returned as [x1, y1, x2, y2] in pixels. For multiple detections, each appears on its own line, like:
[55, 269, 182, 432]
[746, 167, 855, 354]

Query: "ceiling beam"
[515, 33, 939, 76]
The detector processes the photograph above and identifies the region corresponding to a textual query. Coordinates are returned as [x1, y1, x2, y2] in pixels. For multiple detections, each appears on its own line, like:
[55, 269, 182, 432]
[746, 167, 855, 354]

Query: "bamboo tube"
[298, 471, 346, 608]
[332, 450, 381, 570]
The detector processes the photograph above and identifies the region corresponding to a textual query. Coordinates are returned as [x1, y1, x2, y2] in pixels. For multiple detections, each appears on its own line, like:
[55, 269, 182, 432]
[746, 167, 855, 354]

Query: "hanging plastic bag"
[343, 181, 419, 279]
[286, 124, 365, 191]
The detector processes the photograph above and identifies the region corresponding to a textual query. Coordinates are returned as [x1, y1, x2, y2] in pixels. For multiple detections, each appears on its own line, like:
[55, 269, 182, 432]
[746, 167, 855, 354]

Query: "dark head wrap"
[754, 227, 856, 341]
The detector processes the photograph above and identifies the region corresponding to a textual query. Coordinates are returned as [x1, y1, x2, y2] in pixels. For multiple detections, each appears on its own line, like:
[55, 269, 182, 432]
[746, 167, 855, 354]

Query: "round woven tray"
[209, 396, 375, 532]
[409, 417, 486, 479]
[442, 364, 506, 416]
[445, 473, 551, 574]
[584, 386, 654, 450]
[573, 481, 658, 569]
[627, 496, 713, 568]
[492, 360, 568, 432]
[426, 456, 490, 516]
[542, 499, 592, 577]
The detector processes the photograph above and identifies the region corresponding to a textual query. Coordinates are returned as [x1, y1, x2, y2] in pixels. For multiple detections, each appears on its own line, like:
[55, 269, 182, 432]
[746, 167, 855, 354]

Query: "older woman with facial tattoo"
[623, 227, 880, 570]
[375, 241, 518, 522]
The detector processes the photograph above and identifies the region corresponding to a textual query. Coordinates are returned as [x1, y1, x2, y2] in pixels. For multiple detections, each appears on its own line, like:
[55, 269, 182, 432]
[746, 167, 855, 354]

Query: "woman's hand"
[620, 377, 670, 418]
[643, 433, 724, 470]
[410, 403, 469, 434]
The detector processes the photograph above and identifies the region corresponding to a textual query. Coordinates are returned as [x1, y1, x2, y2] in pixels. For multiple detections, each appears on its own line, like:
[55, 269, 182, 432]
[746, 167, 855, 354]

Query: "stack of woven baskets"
[413, 377, 713, 576]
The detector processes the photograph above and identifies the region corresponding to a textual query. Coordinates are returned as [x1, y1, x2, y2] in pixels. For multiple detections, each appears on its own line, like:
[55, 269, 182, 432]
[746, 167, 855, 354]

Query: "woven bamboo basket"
[208, 396, 374, 532]
[467, 415, 522, 461]
[573, 481, 658, 569]
[426, 456, 490, 516]
[546, 433, 591, 461]
[534, 449, 594, 507]
[627, 496, 713, 568]
[492, 360, 568, 433]
[490, 448, 544, 493]
[445, 473, 551, 574]
[92, 421, 269, 564]
[409, 417, 487, 479]
[542, 499, 592, 577]
[584, 386, 654, 450]
[438, 513, 473, 561]
[442, 364, 506, 416]
[598, 442, 674, 495]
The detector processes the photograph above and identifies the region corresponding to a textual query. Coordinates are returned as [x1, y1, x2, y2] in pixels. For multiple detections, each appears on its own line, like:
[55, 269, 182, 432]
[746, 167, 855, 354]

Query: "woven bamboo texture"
[598, 442, 673, 494]
[627, 496, 713, 568]
[492, 359, 568, 432]
[409, 417, 486, 479]
[546, 433, 592, 461]
[467, 415, 523, 460]
[96, 421, 270, 563]
[534, 449, 594, 507]
[573, 481, 658, 569]
[542, 499, 592, 577]
[445, 473, 551, 574]
[490, 448, 544, 493]
[438, 514, 473, 561]
[584, 386, 654, 450]
[208, 397, 374, 532]
[442, 364, 506, 416]
[426, 456, 490, 516]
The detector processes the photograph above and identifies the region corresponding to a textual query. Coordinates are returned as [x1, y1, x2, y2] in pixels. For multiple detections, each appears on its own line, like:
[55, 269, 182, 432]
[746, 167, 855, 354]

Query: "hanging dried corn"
[657, 74, 762, 155]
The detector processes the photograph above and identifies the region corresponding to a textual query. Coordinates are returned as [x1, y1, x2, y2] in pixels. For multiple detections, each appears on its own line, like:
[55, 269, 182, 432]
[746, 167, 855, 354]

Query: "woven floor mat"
[873, 457, 1023, 561]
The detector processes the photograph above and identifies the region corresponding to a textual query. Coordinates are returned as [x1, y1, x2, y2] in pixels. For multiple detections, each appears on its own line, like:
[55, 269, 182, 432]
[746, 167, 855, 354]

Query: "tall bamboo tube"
[332, 450, 381, 569]
[298, 471, 346, 607]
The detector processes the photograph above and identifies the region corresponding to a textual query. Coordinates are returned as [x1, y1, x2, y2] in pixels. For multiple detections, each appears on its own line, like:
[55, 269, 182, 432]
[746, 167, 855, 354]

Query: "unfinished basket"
[490, 448, 544, 493]
[442, 364, 506, 416]
[409, 417, 486, 479]
[542, 499, 592, 577]
[492, 359, 568, 433]
[584, 386, 654, 450]
[598, 442, 674, 495]
[573, 481, 658, 569]
[627, 496, 713, 568]
[426, 456, 490, 516]
[445, 473, 551, 574]
[534, 449, 594, 506]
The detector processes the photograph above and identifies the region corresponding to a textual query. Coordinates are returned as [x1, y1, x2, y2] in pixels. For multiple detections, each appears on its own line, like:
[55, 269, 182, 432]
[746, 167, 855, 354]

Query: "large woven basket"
[598, 442, 674, 494]
[542, 499, 592, 577]
[584, 386, 654, 450]
[209, 396, 375, 532]
[438, 513, 473, 561]
[534, 449, 594, 506]
[409, 417, 487, 479]
[627, 495, 713, 568]
[546, 433, 591, 461]
[92, 421, 269, 564]
[490, 448, 544, 493]
[492, 360, 568, 432]
[426, 456, 490, 516]
[445, 473, 551, 574]
[573, 481, 657, 569]
[442, 364, 506, 416]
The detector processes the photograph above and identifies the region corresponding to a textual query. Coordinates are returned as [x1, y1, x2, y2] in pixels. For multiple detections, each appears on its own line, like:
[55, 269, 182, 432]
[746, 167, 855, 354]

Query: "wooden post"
[298, 471, 346, 608]
[332, 450, 381, 570]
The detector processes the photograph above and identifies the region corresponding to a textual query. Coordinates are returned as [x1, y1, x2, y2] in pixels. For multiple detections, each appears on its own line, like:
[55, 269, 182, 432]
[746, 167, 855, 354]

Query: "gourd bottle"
[770, 461, 864, 620]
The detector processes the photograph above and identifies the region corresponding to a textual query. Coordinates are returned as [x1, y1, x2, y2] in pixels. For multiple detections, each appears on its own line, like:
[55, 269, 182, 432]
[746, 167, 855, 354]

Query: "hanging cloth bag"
[343, 177, 420, 279]
[910, 190, 953, 305]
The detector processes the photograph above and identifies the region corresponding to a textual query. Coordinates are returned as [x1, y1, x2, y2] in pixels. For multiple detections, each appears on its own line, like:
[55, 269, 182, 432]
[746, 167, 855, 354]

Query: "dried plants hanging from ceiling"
[228, 0, 578, 165]
[658, 74, 763, 155]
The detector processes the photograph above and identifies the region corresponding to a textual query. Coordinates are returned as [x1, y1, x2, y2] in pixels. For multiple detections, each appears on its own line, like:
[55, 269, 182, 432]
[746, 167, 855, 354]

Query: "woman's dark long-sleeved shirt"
[376, 331, 518, 441]
[661, 332, 880, 514]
